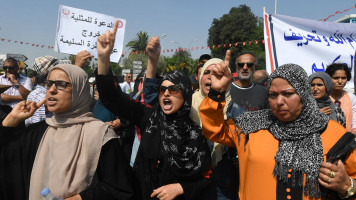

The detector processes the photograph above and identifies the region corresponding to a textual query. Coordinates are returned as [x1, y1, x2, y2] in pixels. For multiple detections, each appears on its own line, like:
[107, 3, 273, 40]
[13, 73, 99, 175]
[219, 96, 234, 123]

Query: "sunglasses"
[334, 100, 341, 107]
[157, 85, 181, 95]
[3, 66, 16, 71]
[44, 80, 71, 91]
[237, 62, 254, 68]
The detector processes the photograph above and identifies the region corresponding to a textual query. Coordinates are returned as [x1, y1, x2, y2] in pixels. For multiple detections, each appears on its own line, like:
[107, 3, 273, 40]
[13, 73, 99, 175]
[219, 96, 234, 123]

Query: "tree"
[126, 31, 149, 52]
[163, 50, 197, 74]
[208, 5, 265, 70]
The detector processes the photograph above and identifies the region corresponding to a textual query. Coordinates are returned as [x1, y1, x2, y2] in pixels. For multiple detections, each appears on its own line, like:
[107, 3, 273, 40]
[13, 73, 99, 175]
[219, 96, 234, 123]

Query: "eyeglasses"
[127, 76, 132, 78]
[237, 62, 254, 68]
[3, 66, 16, 71]
[44, 80, 71, 90]
[334, 100, 341, 107]
[157, 85, 181, 95]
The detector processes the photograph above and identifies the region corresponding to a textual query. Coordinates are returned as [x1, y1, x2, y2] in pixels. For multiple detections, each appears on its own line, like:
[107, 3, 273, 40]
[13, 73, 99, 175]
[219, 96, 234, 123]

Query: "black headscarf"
[234, 64, 329, 198]
[135, 71, 210, 195]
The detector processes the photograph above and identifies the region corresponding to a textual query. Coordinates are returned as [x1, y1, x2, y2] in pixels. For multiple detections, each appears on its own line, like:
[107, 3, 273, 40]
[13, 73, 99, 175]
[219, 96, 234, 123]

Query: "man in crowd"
[195, 54, 212, 84]
[252, 69, 269, 87]
[120, 73, 135, 94]
[230, 51, 268, 111]
[0, 57, 32, 108]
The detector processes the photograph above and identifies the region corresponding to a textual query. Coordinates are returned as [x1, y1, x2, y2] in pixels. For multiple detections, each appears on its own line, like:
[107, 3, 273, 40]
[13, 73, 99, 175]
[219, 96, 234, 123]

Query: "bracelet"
[339, 176, 355, 199]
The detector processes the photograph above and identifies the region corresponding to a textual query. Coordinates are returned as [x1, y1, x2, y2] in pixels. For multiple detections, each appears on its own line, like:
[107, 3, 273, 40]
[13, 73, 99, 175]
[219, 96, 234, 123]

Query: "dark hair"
[195, 63, 204, 75]
[199, 54, 211, 63]
[235, 51, 258, 66]
[4, 57, 19, 68]
[325, 63, 351, 81]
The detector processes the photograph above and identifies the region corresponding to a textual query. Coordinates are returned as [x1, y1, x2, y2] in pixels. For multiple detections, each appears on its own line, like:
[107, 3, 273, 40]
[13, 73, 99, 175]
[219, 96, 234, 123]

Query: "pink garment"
[330, 90, 352, 131]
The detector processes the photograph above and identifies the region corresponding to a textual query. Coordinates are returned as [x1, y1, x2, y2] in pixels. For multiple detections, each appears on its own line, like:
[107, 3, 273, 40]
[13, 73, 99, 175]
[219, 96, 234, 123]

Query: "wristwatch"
[343, 176, 355, 199]
[14, 83, 20, 89]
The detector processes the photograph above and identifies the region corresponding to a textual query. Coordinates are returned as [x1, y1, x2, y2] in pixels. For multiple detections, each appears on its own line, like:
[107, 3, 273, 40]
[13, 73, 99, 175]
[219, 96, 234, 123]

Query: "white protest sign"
[122, 69, 131, 75]
[264, 13, 356, 88]
[55, 5, 126, 63]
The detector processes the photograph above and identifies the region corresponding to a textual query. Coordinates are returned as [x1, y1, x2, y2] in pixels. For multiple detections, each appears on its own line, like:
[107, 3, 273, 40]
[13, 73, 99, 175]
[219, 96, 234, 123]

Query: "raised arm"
[96, 21, 149, 126]
[97, 21, 118, 75]
[199, 50, 237, 147]
[146, 37, 161, 79]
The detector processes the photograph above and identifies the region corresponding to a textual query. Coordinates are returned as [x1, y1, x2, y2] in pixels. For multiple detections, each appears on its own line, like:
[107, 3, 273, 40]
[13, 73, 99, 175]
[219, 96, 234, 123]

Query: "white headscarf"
[190, 58, 231, 125]
[190, 58, 231, 167]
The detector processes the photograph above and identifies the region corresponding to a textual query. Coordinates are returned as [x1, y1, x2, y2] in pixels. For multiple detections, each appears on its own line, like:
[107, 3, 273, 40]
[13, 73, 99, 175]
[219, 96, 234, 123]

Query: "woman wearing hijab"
[309, 72, 346, 127]
[199, 51, 356, 200]
[96, 22, 211, 200]
[190, 58, 244, 200]
[0, 64, 134, 200]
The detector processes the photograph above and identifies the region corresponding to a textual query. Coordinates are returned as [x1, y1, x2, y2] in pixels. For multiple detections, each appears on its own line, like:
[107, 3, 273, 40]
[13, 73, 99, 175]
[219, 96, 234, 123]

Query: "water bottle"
[41, 187, 64, 200]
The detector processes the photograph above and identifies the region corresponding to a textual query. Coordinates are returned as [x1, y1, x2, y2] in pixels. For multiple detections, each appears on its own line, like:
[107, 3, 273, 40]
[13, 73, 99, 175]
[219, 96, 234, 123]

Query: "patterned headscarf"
[137, 71, 210, 191]
[234, 64, 329, 198]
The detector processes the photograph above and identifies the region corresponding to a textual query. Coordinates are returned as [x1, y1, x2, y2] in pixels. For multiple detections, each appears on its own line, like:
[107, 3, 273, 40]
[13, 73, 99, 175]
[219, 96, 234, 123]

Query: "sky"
[0, 0, 355, 68]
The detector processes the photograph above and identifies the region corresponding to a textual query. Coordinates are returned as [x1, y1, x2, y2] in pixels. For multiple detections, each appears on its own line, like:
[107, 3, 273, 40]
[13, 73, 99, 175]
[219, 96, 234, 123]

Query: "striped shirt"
[25, 85, 53, 126]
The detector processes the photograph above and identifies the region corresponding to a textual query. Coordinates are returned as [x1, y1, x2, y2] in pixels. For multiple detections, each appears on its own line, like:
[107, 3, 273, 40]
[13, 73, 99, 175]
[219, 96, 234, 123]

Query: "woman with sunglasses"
[308, 72, 346, 127]
[325, 63, 356, 134]
[96, 22, 211, 200]
[0, 64, 134, 200]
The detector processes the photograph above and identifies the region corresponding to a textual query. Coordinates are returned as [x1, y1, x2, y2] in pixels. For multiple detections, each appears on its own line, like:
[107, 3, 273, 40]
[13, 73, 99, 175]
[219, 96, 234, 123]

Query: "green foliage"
[126, 31, 149, 52]
[208, 5, 265, 71]
[25, 68, 36, 78]
[163, 50, 197, 74]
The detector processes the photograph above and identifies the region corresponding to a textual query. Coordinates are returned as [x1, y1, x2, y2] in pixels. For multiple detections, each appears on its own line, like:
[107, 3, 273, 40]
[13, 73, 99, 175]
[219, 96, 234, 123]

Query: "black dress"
[0, 121, 135, 200]
[96, 72, 212, 200]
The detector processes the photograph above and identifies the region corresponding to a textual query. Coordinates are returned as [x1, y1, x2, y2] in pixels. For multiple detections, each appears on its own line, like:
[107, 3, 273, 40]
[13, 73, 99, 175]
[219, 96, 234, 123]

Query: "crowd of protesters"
[0, 20, 356, 200]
